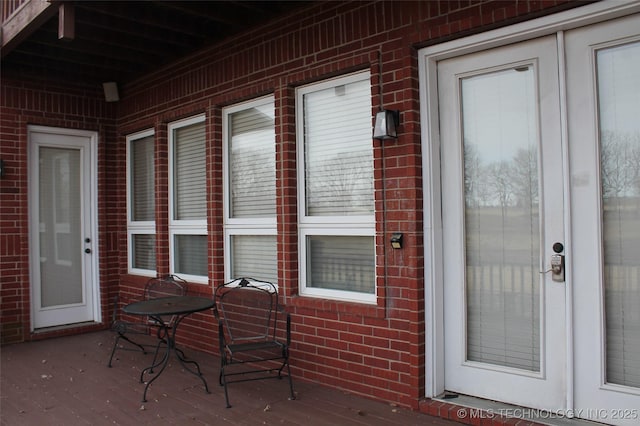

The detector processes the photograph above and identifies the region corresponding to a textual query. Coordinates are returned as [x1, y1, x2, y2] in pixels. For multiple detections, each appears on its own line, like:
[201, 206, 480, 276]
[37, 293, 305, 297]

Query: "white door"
[567, 15, 640, 424]
[439, 36, 567, 410]
[29, 126, 99, 329]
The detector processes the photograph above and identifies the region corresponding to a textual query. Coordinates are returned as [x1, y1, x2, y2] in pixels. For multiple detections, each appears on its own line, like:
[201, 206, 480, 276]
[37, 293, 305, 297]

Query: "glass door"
[29, 126, 98, 329]
[567, 14, 640, 424]
[438, 35, 567, 410]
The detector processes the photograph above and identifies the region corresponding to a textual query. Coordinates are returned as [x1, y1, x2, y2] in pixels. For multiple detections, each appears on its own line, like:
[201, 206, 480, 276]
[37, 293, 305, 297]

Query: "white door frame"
[419, 0, 640, 407]
[28, 125, 100, 330]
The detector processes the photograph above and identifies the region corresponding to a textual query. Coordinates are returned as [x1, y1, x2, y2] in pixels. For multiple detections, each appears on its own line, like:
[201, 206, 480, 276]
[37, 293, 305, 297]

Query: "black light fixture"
[390, 233, 403, 249]
[0, 159, 5, 178]
[373, 109, 399, 140]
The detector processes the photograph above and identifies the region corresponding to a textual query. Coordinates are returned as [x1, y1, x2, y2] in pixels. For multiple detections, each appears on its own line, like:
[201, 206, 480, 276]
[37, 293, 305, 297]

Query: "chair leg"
[107, 335, 120, 367]
[285, 360, 295, 401]
[108, 334, 146, 367]
[222, 374, 231, 407]
[219, 357, 231, 408]
[119, 334, 147, 353]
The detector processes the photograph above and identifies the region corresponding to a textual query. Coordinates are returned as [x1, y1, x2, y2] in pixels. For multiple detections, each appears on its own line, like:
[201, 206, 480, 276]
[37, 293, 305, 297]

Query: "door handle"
[85, 248, 91, 254]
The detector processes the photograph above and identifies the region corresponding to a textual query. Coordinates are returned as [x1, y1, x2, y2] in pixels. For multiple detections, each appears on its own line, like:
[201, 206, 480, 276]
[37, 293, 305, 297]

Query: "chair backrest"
[214, 278, 278, 344]
[143, 274, 188, 325]
[144, 274, 188, 300]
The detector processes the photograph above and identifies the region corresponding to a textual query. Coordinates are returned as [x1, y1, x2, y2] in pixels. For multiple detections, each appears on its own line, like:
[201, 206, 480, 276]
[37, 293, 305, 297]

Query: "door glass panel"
[39, 147, 83, 307]
[597, 41, 640, 388]
[461, 67, 541, 371]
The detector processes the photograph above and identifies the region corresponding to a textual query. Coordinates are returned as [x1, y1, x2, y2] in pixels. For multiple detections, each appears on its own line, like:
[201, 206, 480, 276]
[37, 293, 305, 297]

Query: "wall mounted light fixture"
[373, 109, 399, 140]
[102, 82, 120, 102]
[390, 233, 403, 249]
[0, 159, 5, 178]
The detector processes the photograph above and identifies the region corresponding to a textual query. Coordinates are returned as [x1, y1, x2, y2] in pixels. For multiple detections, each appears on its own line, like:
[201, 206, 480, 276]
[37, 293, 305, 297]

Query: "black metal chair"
[107, 274, 188, 367]
[213, 277, 295, 408]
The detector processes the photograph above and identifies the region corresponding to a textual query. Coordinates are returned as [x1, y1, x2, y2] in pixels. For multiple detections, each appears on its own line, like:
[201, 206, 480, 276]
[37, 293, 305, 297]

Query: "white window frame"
[169, 115, 208, 284]
[126, 128, 156, 276]
[296, 71, 376, 303]
[223, 96, 278, 284]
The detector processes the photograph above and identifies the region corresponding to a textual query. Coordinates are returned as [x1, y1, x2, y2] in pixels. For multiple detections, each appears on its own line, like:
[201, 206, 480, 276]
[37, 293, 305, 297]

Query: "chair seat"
[227, 340, 284, 355]
[111, 320, 151, 335]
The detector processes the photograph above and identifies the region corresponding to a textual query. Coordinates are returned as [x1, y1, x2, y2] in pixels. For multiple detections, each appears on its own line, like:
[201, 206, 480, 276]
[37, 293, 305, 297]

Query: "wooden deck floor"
[1, 331, 459, 426]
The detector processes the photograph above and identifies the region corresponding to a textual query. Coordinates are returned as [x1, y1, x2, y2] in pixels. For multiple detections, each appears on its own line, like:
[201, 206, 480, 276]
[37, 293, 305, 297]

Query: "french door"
[29, 126, 99, 329]
[434, 12, 640, 423]
[567, 14, 640, 423]
[439, 35, 566, 411]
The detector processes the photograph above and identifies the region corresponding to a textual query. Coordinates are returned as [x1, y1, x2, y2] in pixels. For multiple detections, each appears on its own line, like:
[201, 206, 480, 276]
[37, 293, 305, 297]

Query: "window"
[169, 116, 207, 282]
[296, 72, 376, 302]
[127, 130, 156, 275]
[223, 97, 277, 284]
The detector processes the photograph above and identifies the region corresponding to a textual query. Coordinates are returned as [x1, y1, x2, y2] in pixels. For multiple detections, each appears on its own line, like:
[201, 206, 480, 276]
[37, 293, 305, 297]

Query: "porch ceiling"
[1, 0, 310, 87]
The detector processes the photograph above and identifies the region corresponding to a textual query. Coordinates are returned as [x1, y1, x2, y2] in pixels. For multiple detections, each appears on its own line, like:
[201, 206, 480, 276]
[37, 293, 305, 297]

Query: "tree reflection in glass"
[461, 66, 541, 371]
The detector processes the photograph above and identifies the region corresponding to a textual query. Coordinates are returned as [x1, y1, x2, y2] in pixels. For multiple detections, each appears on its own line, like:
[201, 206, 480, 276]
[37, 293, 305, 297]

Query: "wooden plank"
[0, 331, 458, 426]
[1, 0, 58, 56]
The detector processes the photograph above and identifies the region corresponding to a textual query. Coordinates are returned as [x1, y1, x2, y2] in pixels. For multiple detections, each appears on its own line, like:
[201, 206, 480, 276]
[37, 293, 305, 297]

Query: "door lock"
[550, 242, 565, 282]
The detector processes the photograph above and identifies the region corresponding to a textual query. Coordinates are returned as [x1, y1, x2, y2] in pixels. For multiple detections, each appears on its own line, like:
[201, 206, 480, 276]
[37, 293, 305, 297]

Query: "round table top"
[123, 295, 214, 316]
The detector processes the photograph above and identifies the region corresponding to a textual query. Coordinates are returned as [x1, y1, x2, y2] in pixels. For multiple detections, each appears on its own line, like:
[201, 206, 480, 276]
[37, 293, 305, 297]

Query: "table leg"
[140, 326, 171, 402]
[138, 316, 210, 402]
[175, 346, 210, 394]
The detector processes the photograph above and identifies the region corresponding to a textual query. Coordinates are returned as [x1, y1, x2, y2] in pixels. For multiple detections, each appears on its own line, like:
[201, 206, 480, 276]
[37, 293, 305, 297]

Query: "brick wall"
[0, 80, 117, 343]
[0, 0, 578, 410]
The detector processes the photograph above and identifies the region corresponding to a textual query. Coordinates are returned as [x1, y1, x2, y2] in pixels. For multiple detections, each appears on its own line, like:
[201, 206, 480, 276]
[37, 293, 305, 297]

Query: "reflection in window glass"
[597, 41, 640, 388]
[461, 66, 541, 371]
[229, 104, 276, 218]
[303, 79, 374, 216]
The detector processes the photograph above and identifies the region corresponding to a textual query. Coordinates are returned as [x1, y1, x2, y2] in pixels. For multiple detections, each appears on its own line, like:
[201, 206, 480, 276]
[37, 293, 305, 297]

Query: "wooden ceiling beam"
[58, 2, 73, 41]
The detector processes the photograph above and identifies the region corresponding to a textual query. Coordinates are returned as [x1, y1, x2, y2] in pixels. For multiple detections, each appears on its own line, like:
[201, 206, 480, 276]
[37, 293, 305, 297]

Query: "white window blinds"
[461, 68, 541, 372]
[127, 130, 156, 275]
[173, 122, 206, 220]
[597, 42, 640, 388]
[231, 235, 277, 284]
[306, 235, 374, 294]
[224, 98, 277, 285]
[303, 78, 374, 216]
[297, 72, 376, 301]
[174, 234, 207, 276]
[229, 105, 276, 218]
[132, 234, 156, 271]
[169, 117, 207, 282]
[131, 135, 154, 221]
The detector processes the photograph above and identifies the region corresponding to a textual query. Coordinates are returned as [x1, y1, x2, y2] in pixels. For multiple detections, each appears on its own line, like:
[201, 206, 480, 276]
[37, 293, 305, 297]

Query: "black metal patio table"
[123, 295, 214, 402]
